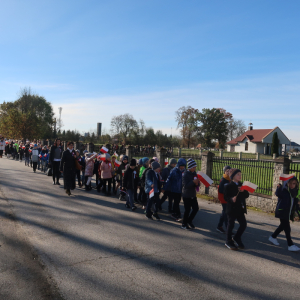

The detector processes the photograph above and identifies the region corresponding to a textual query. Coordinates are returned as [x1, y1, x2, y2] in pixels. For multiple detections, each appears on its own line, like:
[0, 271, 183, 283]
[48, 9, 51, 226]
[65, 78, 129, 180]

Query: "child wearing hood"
[216, 166, 231, 234]
[269, 177, 300, 252]
[163, 158, 187, 221]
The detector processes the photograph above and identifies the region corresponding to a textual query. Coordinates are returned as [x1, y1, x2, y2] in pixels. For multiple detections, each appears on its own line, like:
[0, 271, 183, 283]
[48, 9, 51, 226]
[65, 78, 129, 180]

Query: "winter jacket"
[275, 180, 300, 221]
[139, 166, 146, 178]
[182, 170, 200, 198]
[100, 161, 112, 179]
[0, 140, 5, 150]
[49, 145, 63, 163]
[224, 181, 249, 216]
[218, 174, 231, 204]
[160, 165, 174, 190]
[123, 167, 139, 190]
[85, 154, 98, 176]
[145, 169, 161, 194]
[31, 149, 39, 162]
[163, 158, 186, 194]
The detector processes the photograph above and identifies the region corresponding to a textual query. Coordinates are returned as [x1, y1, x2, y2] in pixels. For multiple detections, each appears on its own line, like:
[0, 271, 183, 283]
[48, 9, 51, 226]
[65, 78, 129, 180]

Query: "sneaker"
[146, 214, 153, 220]
[152, 213, 160, 220]
[225, 240, 238, 250]
[288, 245, 300, 252]
[268, 236, 280, 246]
[216, 227, 226, 234]
[125, 204, 130, 208]
[131, 206, 137, 211]
[181, 224, 191, 230]
[171, 213, 180, 221]
[233, 237, 245, 249]
[188, 222, 195, 229]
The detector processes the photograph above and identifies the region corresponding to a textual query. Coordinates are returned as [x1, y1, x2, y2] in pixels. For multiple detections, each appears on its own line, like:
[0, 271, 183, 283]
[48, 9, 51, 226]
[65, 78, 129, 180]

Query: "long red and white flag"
[280, 173, 295, 181]
[197, 171, 213, 187]
[240, 181, 258, 193]
[164, 158, 168, 166]
[114, 160, 121, 167]
[100, 146, 108, 153]
[149, 188, 154, 198]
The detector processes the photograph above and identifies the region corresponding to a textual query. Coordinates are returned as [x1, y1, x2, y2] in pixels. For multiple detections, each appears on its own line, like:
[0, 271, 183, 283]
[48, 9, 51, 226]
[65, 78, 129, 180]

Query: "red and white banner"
[44, 154, 47, 157]
[279, 173, 295, 181]
[149, 188, 154, 198]
[164, 158, 168, 166]
[197, 171, 213, 188]
[22, 146, 25, 149]
[114, 160, 121, 167]
[100, 146, 108, 153]
[113, 151, 118, 157]
[98, 154, 106, 161]
[39, 154, 42, 158]
[240, 181, 258, 193]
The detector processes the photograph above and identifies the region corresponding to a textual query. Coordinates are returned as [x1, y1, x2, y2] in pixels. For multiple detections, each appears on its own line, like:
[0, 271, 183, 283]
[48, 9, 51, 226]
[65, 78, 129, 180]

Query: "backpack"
[140, 167, 151, 188]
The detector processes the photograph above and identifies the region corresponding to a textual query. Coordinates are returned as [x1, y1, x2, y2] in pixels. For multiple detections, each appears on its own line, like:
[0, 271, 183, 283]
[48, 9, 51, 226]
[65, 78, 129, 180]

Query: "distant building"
[84, 132, 89, 137]
[226, 123, 290, 154]
[286, 142, 300, 152]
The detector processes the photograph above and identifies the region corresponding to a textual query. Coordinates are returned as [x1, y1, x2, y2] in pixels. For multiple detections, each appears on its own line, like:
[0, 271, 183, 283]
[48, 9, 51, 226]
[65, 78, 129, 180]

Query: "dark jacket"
[49, 145, 63, 163]
[123, 167, 139, 190]
[275, 181, 300, 221]
[116, 161, 127, 180]
[218, 175, 231, 204]
[161, 165, 174, 190]
[224, 181, 249, 216]
[163, 158, 186, 194]
[182, 170, 199, 198]
[60, 150, 76, 190]
[145, 169, 161, 193]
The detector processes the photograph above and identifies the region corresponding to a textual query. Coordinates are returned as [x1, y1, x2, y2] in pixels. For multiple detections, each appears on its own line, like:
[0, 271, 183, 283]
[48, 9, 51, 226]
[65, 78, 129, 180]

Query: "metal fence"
[212, 157, 274, 196]
[290, 162, 300, 183]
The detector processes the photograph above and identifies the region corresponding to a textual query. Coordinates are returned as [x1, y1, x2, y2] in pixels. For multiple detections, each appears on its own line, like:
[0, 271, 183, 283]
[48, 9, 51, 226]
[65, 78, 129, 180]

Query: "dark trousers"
[272, 218, 293, 246]
[76, 170, 81, 186]
[182, 197, 199, 225]
[160, 190, 173, 212]
[52, 161, 61, 183]
[32, 162, 37, 172]
[226, 214, 247, 243]
[138, 187, 147, 204]
[19, 153, 23, 161]
[172, 192, 182, 217]
[217, 203, 228, 229]
[102, 178, 112, 194]
[146, 192, 159, 216]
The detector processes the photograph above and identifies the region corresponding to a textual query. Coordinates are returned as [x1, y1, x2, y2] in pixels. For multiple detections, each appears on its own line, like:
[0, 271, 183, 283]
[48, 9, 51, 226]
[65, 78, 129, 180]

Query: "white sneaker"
[288, 245, 300, 252]
[269, 236, 280, 246]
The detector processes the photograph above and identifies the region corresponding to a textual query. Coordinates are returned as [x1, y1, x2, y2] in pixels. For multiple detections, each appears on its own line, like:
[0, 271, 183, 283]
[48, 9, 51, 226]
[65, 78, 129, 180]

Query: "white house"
[226, 124, 290, 154]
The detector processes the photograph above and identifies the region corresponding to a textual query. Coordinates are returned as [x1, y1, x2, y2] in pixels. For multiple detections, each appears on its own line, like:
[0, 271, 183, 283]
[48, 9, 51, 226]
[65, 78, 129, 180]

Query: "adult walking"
[49, 139, 63, 185]
[0, 136, 5, 158]
[60, 142, 76, 196]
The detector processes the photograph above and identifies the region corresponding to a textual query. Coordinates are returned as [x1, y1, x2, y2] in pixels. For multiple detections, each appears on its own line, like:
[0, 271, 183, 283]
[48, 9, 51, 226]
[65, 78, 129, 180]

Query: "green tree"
[0, 88, 54, 140]
[271, 132, 279, 157]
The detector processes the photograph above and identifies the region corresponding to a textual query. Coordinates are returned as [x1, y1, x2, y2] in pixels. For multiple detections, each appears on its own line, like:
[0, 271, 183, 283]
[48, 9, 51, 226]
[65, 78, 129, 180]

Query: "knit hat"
[169, 158, 177, 165]
[177, 158, 186, 167]
[34, 144, 37, 147]
[187, 158, 197, 169]
[122, 155, 128, 161]
[230, 168, 241, 180]
[223, 166, 231, 172]
[130, 159, 137, 166]
[83, 150, 88, 154]
[142, 157, 149, 166]
[105, 153, 111, 160]
[151, 161, 161, 170]
[138, 158, 143, 165]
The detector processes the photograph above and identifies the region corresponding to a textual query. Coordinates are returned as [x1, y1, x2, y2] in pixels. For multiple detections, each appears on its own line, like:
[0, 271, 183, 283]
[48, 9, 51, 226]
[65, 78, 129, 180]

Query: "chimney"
[248, 123, 253, 131]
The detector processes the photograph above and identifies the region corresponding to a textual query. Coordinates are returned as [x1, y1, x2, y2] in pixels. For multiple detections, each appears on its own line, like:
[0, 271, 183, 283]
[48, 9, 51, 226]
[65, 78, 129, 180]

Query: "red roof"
[227, 128, 275, 145]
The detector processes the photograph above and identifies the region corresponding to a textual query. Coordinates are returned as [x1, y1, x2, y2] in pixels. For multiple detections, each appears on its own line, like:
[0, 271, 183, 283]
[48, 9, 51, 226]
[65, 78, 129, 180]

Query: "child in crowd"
[216, 166, 231, 234]
[145, 161, 162, 220]
[163, 158, 186, 221]
[84, 152, 98, 191]
[269, 177, 300, 252]
[31, 144, 39, 173]
[111, 155, 118, 194]
[224, 168, 249, 250]
[159, 158, 177, 212]
[181, 158, 200, 230]
[123, 159, 139, 211]
[100, 153, 113, 196]
[75, 150, 82, 187]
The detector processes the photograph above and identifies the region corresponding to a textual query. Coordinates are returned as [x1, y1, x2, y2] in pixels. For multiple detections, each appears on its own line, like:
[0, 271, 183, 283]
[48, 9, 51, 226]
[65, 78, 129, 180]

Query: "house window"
[245, 142, 248, 151]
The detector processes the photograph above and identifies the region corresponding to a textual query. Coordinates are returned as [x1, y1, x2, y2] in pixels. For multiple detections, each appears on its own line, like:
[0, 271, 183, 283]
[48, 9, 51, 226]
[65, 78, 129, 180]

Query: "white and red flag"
[44, 154, 47, 157]
[100, 146, 108, 153]
[39, 154, 42, 158]
[279, 173, 295, 181]
[240, 181, 258, 193]
[149, 188, 154, 198]
[164, 158, 168, 166]
[114, 160, 121, 167]
[113, 151, 118, 157]
[98, 154, 106, 161]
[197, 171, 213, 188]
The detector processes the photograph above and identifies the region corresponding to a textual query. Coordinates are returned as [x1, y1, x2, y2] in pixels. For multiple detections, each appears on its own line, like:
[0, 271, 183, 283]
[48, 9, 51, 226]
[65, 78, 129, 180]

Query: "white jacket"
[0, 141, 5, 151]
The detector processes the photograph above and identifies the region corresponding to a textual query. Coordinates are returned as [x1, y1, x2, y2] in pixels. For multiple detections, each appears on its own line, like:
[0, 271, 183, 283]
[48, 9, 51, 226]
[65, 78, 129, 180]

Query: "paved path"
[0, 157, 300, 300]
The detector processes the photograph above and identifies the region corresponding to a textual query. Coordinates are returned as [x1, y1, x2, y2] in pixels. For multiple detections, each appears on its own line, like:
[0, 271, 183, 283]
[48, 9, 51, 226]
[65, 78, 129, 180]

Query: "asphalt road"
[1, 157, 300, 300]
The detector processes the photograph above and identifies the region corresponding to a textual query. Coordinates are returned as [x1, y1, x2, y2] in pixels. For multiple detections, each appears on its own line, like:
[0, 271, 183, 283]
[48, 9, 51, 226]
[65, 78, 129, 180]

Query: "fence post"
[156, 147, 168, 169]
[63, 141, 67, 151]
[200, 151, 215, 194]
[289, 154, 292, 160]
[87, 143, 94, 153]
[199, 148, 203, 157]
[272, 157, 291, 202]
[179, 148, 182, 157]
[220, 150, 223, 159]
[74, 142, 78, 151]
[239, 152, 243, 160]
[256, 152, 260, 160]
[273, 153, 276, 159]
[125, 145, 135, 161]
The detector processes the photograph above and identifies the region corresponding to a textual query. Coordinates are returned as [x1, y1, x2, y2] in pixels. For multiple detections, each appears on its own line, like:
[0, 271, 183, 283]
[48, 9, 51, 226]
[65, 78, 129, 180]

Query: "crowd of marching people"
[0, 136, 300, 252]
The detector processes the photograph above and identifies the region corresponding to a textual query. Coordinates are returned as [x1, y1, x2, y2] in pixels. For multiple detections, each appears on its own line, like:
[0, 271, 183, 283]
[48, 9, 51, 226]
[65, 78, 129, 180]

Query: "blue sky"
[1, 0, 300, 142]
